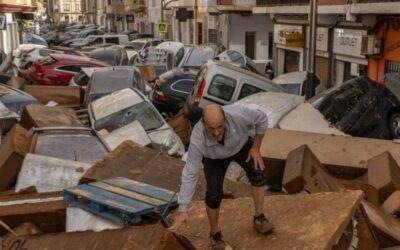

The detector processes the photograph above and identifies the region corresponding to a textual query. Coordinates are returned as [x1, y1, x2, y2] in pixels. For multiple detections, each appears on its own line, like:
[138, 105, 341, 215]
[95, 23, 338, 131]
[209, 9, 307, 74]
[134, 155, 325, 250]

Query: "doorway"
[245, 32, 256, 59]
[198, 22, 203, 44]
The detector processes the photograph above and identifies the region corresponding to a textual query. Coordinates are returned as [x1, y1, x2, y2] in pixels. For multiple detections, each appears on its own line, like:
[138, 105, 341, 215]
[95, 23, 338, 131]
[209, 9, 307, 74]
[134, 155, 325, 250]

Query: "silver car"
[88, 88, 185, 156]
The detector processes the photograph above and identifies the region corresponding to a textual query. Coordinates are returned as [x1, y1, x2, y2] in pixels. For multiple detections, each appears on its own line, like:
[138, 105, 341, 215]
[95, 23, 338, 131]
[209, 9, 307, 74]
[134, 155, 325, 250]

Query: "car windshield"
[84, 36, 95, 44]
[315, 77, 372, 124]
[183, 48, 215, 68]
[39, 56, 56, 65]
[94, 101, 164, 132]
[280, 83, 301, 95]
[128, 42, 145, 51]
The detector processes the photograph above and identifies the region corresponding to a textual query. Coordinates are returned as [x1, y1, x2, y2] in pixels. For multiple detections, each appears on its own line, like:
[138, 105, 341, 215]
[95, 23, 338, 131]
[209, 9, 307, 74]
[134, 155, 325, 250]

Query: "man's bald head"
[202, 104, 226, 142]
[202, 104, 225, 124]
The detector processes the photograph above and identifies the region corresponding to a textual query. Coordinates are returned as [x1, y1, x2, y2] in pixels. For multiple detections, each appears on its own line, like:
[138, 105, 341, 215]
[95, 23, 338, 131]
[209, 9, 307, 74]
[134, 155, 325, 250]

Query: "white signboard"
[274, 24, 303, 45]
[333, 28, 367, 58]
[306, 27, 329, 52]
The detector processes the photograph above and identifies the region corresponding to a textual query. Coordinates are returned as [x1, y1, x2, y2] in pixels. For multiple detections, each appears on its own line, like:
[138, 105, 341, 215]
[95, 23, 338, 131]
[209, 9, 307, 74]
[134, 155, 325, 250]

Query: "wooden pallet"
[63, 177, 178, 225]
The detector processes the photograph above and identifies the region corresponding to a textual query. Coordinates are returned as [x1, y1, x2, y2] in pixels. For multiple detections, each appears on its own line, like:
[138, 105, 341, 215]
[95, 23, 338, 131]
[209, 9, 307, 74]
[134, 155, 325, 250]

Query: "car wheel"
[389, 112, 400, 139]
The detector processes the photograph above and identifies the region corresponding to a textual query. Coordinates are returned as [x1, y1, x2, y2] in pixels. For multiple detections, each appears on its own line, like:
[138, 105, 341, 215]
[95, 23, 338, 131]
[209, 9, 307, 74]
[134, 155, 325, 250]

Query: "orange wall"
[368, 18, 400, 81]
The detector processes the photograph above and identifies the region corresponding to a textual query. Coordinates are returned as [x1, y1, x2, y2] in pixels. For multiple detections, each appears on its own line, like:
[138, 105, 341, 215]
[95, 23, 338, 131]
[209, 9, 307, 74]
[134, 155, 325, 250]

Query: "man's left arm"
[238, 106, 268, 170]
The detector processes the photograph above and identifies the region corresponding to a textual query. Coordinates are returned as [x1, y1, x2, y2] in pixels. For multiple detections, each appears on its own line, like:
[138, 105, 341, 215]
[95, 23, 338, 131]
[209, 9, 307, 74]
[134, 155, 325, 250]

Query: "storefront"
[368, 18, 400, 81]
[306, 26, 330, 87]
[332, 28, 368, 86]
[273, 24, 305, 76]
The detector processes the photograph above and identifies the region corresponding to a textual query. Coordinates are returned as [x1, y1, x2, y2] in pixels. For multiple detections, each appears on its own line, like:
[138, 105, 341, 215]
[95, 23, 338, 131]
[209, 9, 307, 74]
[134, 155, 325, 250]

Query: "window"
[151, 40, 160, 47]
[175, 47, 184, 66]
[63, 4, 70, 12]
[208, 75, 236, 101]
[93, 37, 103, 44]
[227, 50, 245, 66]
[238, 84, 264, 100]
[39, 49, 56, 57]
[57, 65, 82, 73]
[171, 79, 195, 94]
[105, 37, 119, 44]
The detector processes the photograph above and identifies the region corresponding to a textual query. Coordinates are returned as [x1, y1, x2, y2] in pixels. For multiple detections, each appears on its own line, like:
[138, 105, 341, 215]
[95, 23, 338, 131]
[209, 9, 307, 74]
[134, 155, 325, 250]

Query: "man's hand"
[168, 212, 189, 232]
[246, 147, 265, 171]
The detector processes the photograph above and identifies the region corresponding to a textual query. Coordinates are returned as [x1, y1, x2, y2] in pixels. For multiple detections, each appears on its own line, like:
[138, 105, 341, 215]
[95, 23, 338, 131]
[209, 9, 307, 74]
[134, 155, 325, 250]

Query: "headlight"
[161, 133, 185, 156]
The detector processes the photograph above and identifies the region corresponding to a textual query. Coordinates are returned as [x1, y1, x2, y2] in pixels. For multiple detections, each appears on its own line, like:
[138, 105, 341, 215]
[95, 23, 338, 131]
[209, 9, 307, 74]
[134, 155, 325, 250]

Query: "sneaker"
[210, 231, 229, 250]
[253, 214, 274, 234]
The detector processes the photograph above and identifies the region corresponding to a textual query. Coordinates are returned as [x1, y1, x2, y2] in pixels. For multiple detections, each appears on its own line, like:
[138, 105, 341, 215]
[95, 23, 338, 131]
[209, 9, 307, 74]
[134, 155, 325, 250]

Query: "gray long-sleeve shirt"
[178, 105, 268, 212]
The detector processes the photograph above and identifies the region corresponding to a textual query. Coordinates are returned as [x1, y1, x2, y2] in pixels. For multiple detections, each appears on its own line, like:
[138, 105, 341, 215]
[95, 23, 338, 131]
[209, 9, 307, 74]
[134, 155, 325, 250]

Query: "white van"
[71, 34, 129, 48]
[155, 41, 185, 67]
[184, 60, 286, 122]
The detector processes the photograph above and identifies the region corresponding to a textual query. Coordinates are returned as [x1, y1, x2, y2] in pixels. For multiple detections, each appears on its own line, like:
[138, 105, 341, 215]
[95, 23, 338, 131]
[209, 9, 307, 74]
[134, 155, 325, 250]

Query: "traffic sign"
[157, 22, 168, 33]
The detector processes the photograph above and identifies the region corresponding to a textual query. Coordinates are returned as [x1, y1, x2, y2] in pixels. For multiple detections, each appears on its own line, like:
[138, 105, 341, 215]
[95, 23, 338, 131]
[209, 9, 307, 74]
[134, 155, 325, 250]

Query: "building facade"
[254, 0, 400, 86]
[0, 0, 36, 53]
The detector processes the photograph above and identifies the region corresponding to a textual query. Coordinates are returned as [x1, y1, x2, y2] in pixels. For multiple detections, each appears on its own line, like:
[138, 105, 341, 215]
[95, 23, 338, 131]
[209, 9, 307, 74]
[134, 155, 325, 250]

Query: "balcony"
[256, 0, 400, 6]
[217, 0, 256, 11]
[124, 0, 145, 12]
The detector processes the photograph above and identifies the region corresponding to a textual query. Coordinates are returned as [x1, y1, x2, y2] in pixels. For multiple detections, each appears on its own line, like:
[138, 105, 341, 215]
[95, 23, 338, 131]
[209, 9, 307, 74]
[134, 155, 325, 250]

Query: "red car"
[28, 54, 110, 85]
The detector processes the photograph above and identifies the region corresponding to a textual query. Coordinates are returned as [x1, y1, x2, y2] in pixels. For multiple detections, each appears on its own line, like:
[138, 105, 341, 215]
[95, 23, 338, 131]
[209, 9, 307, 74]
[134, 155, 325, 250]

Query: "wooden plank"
[64, 185, 153, 214]
[102, 177, 176, 203]
[24, 85, 82, 106]
[89, 182, 165, 206]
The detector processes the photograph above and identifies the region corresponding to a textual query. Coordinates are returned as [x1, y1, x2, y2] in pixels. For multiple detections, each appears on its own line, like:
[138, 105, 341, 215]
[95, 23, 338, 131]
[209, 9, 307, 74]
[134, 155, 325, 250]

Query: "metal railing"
[256, 0, 400, 5]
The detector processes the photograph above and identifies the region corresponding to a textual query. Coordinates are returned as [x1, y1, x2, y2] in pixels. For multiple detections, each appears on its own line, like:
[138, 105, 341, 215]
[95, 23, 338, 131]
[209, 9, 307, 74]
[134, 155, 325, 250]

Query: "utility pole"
[194, 0, 198, 45]
[305, 0, 317, 99]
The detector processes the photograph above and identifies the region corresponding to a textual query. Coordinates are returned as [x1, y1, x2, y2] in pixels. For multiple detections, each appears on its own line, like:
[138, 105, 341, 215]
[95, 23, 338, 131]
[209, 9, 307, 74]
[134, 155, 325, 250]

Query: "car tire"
[389, 112, 400, 139]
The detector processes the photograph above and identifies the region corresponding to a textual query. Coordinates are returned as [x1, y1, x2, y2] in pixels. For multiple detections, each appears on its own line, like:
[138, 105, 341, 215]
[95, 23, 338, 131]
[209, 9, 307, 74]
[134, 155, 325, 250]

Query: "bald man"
[169, 104, 273, 249]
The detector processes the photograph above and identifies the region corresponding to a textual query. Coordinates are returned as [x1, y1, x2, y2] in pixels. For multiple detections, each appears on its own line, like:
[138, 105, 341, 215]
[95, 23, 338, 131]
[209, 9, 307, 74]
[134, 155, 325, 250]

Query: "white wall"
[227, 14, 272, 60]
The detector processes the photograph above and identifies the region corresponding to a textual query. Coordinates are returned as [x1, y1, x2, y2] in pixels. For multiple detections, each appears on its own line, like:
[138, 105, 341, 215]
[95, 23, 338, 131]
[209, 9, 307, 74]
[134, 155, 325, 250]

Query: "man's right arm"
[178, 142, 203, 212]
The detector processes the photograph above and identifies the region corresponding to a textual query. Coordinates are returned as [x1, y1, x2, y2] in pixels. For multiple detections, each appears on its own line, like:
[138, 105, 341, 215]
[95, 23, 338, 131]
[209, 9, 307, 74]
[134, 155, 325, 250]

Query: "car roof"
[89, 70, 136, 94]
[206, 60, 285, 91]
[273, 71, 308, 84]
[90, 88, 144, 120]
[155, 41, 184, 53]
[50, 54, 110, 66]
[130, 38, 159, 43]
[82, 66, 139, 77]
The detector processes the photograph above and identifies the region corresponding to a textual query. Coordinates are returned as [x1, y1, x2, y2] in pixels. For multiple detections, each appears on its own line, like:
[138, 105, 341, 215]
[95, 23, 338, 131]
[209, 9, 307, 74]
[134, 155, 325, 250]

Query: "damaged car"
[88, 88, 185, 156]
[0, 84, 38, 136]
[29, 127, 110, 163]
[312, 75, 400, 140]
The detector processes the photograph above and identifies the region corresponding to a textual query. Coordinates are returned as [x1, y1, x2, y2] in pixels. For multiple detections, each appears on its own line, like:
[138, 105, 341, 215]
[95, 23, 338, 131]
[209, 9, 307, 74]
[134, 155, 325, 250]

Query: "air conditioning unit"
[361, 35, 381, 56]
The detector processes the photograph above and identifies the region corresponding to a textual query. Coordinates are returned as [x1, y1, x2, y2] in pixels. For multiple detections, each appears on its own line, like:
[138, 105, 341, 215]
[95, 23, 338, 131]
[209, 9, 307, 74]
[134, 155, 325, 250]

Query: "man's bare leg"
[251, 185, 265, 215]
[206, 206, 221, 234]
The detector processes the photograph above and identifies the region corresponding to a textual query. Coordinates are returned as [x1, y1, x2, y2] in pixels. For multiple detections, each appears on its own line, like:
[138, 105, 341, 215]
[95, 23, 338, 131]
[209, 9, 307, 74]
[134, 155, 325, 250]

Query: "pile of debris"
[1, 102, 400, 249]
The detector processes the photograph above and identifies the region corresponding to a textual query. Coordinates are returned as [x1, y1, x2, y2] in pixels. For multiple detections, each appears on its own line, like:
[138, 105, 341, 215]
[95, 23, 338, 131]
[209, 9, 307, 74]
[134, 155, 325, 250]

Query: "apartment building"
[0, 0, 36, 53]
[253, 0, 400, 86]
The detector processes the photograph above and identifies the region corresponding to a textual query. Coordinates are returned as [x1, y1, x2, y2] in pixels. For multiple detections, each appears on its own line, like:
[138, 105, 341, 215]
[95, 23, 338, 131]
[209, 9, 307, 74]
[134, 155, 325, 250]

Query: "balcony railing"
[219, 0, 256, 4]
[256, 0, 400, 6]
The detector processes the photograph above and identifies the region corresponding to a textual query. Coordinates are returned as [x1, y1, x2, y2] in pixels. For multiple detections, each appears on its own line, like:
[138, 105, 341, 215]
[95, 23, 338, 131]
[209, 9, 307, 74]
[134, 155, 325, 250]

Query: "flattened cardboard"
[0, 124, 31, 191]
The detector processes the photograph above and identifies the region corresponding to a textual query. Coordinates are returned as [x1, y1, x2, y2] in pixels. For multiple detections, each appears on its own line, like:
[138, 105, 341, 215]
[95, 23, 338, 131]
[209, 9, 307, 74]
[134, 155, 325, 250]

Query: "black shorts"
[202, 138, 266, 209]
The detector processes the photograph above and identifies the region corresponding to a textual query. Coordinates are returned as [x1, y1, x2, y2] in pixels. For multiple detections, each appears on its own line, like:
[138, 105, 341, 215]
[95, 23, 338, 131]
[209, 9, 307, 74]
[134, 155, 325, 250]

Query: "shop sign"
[333, 28, 367, 58]
[286, 33, 304, 47]
[306, 27, 329, 52]
[274, 24, 303, 46]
